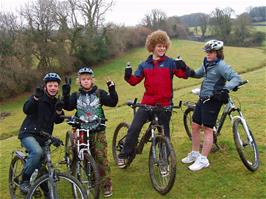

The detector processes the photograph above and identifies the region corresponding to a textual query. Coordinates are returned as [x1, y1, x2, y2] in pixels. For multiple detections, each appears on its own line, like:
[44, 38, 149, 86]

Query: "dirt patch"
[0, 112, 11, 121]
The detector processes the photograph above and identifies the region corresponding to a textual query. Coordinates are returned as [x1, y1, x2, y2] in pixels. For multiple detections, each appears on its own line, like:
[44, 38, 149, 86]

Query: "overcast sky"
[0, 0, 265, 26]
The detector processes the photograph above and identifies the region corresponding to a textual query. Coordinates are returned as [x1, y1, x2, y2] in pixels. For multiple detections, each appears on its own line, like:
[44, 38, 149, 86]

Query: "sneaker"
[188, 155, 210, 171]
[118, 151, 127, 159]
[117, 158, 126, 169]
[181, 151, 200, 164]
[103, 184, 112, 198]
[20, 181, 30, 194]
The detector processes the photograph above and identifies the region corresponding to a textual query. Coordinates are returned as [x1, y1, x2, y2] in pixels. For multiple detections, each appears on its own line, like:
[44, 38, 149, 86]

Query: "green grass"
[0, 40, 266, 198]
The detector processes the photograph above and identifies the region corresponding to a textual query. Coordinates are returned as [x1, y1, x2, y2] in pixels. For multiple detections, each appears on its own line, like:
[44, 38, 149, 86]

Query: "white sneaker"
[181, 151, 200, 164]
[188, 155, 209, 171]
[117, 158, 126, 169]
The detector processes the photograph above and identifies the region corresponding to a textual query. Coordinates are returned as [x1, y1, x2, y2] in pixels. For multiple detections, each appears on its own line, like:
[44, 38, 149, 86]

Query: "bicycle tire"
[112, 122, 130, 167]
[233, 117, 259, 171]
[9, 155, 25, 199]
[65, 131, 77, 174]
[183, 107, 194, 140]
[78, 153, 100, 199]
[26, 172, 87, 199]
[149, 134, 176, 195]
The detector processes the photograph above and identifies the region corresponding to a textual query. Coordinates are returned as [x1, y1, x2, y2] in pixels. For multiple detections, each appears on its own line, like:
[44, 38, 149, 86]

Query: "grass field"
[0, 40, 265, 198]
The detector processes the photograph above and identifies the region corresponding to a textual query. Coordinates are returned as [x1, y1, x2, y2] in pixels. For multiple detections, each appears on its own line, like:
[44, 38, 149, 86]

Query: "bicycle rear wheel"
[9, 154, 25, 199]
[26, 173, 87, 199]
[183, 107, 194, 140]
[112, 122, 130, 166]
[149, 135, 176, 195]
[78, 153, 100, 199]
[233, 117, 259, 171]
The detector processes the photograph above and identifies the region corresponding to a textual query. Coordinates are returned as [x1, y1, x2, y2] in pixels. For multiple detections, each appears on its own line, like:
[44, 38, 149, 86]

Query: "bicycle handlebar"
[38, 131, 64, 147]
[126, 101, 174, 112]
[61, 115, 107, 126]
[232, 80, 248, 91]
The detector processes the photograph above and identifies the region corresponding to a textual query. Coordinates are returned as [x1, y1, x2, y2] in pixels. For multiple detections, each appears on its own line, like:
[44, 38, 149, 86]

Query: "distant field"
[0, 39, 265, 198]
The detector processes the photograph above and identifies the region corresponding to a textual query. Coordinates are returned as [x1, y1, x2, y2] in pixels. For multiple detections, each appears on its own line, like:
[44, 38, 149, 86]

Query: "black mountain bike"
[62, 116, 102, 199]
[9, 131, 87, 199]
[183, 80, 259, 171]
[112, 99, 177, 195]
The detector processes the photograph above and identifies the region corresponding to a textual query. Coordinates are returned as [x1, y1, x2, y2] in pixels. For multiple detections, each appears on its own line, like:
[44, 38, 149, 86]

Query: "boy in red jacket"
[118, 30, 194, 167]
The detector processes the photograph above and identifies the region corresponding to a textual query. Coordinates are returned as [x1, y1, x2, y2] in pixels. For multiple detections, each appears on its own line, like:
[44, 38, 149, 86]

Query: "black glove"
[106, 80, 115, 88]
[62, 77, 71, 96]
[34, 87, 44, 99]
[124, 62, 132, 81]
[189, 69, 195, 77]
[52, 137, 63, 147]
[55, 99, 64, 111]
[175, 56, 187, 70]
[214, 89, 229, 103]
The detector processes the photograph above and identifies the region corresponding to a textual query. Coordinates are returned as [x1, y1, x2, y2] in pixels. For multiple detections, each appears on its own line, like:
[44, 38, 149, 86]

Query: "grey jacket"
[193, 58, 242, 97]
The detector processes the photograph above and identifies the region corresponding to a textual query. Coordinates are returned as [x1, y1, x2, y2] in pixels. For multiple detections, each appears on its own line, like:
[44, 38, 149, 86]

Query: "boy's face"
[45, 81, 59, 97]
[79, 74, 93, 90]
[206, 51, 217, 62]
[153, 43, 167, 58]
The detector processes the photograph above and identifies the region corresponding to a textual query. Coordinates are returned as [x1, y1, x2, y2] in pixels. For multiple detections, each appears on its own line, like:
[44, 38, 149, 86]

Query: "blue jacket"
[194, 57, 242, 97]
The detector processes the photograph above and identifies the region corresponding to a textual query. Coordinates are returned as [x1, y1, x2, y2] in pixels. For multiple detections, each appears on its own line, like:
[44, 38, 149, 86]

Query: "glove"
[175, 56, 187, 70]
[214, 89, 229, 103]
[189, 69, 195, 77]
[62, 77, 71, 96]
[34, 87, 44, 99]
[106, 80, 115, 88]
[124, 62, 132, 81]
[55, 99, 64, 111]
[52, 137, 63, 147]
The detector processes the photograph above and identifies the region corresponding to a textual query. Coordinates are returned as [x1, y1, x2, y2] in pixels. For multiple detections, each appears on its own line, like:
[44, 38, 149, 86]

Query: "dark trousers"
[123, 107, 172, 156]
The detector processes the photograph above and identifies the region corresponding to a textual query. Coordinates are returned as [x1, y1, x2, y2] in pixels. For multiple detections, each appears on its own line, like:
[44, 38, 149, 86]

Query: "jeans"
[21, 136, 44, 181]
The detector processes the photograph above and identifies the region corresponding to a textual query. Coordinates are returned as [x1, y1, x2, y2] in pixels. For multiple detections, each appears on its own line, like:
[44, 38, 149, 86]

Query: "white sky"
[0, 0, 265, 26]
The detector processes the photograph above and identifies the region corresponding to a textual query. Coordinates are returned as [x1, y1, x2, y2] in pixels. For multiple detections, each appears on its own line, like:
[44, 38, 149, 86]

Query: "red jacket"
[126, 55, 189, 106]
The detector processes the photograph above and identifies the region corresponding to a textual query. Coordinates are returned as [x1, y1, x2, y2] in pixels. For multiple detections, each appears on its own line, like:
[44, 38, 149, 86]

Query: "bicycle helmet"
[43, 72, 61, 84]
[203, 40, 224, 52]
[78, 67, 94, 77]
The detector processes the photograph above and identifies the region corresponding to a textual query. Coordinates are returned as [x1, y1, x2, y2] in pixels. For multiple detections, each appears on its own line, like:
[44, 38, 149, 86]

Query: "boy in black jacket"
[62, 67, 118, 198]
[18, 73, 64, 193]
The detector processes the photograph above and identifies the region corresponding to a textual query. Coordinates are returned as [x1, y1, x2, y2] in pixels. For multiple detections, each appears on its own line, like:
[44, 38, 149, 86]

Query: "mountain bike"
[112, 99, 177, 195]
[9, 131, 87, 199]
[62, 115, 102, 199]
[183, 80, 259, 171]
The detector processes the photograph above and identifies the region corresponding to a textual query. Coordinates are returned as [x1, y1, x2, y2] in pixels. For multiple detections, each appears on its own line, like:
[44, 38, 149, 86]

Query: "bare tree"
[20, 0, 57, 71]
[76, 0, 114, 33]
[198, 14, 209, 40]
[142, 9, 167, 30]
[209, 7, 234, 42]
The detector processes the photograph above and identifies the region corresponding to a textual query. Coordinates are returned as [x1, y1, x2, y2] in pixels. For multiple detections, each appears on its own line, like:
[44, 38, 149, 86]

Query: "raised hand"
[34, 86, 44, 99]
[62, 77, 71, 96]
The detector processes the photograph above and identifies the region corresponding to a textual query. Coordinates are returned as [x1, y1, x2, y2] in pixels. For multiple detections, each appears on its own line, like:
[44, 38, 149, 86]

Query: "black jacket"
[18, 93, 64, 144]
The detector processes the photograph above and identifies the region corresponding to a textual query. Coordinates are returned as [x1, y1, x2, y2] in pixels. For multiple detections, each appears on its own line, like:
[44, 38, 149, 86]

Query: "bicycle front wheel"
[26, 173, 87, 199]
[78, 153, 100, 199]
[149, 135, 176, 195]
[9, 155, 25, 199]
[183, 107, 194, 140]
[233, 117, 259, 171]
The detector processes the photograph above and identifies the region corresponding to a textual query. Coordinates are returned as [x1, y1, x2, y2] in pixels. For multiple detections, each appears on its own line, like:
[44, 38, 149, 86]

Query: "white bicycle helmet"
[43, 72, 61, 83]
[78, 67, 94, 77]
[203, 40, 224, 52]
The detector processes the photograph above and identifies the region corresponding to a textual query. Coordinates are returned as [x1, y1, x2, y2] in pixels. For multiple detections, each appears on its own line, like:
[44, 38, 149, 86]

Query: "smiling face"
[79, 74, 94, 90]
[45, 81, 59, 97]
[153, 43, 167, 59]
[206, 50, 217, 62]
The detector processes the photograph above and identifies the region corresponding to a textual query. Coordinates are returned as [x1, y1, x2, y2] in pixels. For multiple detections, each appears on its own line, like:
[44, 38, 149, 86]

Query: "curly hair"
[145, 30, 171, 52]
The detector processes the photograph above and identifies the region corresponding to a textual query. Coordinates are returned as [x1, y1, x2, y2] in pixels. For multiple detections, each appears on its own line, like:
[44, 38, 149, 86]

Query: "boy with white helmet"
[181, 40, 242, 171]
[62, 67, 118, 197]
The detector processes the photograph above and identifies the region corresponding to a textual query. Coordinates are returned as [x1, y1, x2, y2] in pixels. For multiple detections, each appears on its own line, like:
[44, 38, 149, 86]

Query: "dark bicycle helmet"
[78, 67, 94, 77]
[203, 40, 224, 52]
[43, 72, 61, 84]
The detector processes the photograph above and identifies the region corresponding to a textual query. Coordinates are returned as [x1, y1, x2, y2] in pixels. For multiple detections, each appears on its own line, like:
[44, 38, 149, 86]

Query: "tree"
[233, 13, 252, 44]
[198, 14, 209, 40]
[209, 7, 234, 42]
[20, 0, 58, 71]
[142, 9, 167, 30]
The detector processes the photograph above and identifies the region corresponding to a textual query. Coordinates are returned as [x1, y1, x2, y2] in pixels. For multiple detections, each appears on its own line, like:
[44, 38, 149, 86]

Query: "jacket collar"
[79, 85, 98, 95]
[146, 54, 168, 63]
[203, 57, 221, 67]
[42, 92, 57, 103]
